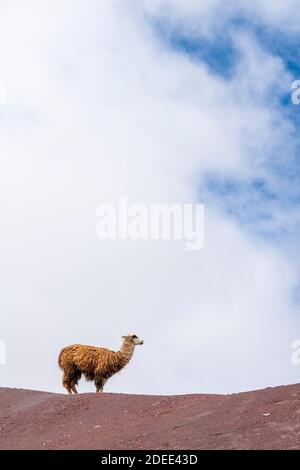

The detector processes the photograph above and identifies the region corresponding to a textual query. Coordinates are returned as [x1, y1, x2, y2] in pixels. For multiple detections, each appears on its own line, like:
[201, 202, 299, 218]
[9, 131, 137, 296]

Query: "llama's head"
[122, 334, 144, 345]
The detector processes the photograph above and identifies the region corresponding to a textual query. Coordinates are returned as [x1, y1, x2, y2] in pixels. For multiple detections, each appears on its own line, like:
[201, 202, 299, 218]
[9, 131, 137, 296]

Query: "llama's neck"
[119, 340, 135, 367]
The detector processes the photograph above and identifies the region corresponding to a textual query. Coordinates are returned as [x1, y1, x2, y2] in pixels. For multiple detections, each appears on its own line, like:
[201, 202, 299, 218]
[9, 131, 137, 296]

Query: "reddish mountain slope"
[1, 384, 300, 449]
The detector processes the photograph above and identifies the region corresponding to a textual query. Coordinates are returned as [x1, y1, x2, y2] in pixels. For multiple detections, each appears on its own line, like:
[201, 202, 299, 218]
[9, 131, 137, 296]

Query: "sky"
[1, 0, 300, 395]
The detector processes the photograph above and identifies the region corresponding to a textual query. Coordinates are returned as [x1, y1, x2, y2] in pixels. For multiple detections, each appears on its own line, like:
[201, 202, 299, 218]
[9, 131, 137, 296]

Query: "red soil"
[1, 384, 300, 449]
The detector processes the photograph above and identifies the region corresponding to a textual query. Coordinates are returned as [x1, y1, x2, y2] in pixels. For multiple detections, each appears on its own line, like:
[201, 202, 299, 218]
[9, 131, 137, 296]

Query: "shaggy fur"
[58, 334, 143, 394]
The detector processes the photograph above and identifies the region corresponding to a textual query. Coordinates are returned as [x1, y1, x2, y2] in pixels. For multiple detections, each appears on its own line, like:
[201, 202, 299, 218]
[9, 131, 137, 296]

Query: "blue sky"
[150, 11, 300, 241]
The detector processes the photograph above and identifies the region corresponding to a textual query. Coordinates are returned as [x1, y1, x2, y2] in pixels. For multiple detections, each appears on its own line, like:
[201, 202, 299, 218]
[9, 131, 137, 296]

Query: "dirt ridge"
[1, 384, 300, 449]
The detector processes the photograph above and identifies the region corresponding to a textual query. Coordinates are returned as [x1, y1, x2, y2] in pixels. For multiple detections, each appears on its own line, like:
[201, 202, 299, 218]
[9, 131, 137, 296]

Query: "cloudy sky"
[1, 0, 300, 395]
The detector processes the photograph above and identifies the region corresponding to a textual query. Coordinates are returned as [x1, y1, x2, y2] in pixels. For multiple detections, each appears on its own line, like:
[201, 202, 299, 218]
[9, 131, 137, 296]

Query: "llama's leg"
[62, 373, 73, 395]
[95, 376, 106, 393]
[71, 383, 78, 394]
[70, 370, 81, 395]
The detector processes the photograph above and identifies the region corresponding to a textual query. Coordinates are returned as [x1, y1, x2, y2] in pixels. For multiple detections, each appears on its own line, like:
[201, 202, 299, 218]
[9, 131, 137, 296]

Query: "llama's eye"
[132, 335, 137, 339]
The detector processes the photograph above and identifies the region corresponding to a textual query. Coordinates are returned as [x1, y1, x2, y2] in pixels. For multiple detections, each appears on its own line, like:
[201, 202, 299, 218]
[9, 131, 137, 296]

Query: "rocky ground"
[1, 384, 300, 449]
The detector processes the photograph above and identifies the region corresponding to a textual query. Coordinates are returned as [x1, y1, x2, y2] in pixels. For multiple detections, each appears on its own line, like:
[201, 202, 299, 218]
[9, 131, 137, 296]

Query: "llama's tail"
[58, 348, 66, 369]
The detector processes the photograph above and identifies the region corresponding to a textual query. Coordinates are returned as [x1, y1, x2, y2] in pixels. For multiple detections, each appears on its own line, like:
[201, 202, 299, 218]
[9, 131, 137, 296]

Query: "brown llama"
[58, 334, 144, 394]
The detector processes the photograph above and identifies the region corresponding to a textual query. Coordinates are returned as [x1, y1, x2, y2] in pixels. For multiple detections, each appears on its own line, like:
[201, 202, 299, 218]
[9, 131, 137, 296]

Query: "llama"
[58, 334, 144, 394]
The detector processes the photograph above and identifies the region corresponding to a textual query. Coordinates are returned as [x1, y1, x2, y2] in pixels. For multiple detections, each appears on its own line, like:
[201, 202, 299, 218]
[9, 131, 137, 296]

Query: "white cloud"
[0, 1, 299, 395]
